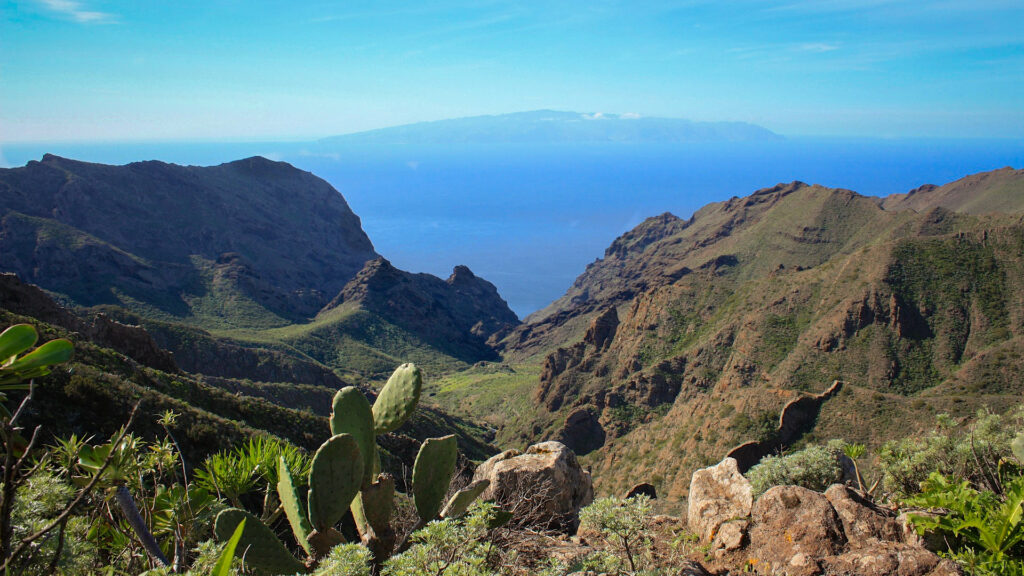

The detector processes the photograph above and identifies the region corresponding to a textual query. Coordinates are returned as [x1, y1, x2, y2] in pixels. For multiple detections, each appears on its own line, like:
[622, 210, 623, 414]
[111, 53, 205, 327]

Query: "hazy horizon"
[3, 1, 1023, 143]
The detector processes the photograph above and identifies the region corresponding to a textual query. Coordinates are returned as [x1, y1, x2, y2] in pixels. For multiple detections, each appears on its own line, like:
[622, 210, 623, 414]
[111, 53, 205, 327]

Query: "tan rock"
[687, 457, 753, 543]
[748, 486, 846, 573]
[472, 441, 593, 531]
[824, 484, 901, 546]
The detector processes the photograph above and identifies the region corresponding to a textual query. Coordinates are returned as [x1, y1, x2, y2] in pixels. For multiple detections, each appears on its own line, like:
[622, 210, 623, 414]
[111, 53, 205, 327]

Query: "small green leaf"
[4, 339, 73, 372]
[213, 518, 246, 576]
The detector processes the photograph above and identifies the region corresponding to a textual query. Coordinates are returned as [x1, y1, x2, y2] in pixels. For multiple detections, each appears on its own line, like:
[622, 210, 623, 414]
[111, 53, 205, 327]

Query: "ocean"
[3, 138, 1022, 318]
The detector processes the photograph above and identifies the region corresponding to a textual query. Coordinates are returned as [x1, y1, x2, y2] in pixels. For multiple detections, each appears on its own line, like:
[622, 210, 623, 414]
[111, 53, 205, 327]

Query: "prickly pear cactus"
[412, 434, 458, 522]
[308, 434, 363, 532]
[331, 386, 376, 485]
[214, 508, 306, 576]
[371, 363, 422, 435]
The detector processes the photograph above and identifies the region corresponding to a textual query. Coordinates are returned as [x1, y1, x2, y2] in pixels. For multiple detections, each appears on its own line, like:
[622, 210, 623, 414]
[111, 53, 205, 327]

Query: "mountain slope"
[319, 110, 781, 145]
[463, 167, 1024, 504]
[0, 154, 520, 380]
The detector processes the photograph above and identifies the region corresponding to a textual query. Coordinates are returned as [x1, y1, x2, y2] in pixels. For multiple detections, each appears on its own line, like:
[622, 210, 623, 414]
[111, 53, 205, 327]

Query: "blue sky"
[2, 0, 1022, 142]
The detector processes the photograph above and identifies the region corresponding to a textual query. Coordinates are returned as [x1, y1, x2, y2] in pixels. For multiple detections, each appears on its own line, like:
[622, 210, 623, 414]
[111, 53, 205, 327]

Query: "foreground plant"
[578, 495, 655, 575]
[905, 471, 1024, 575]
[214, 363, 491, 574]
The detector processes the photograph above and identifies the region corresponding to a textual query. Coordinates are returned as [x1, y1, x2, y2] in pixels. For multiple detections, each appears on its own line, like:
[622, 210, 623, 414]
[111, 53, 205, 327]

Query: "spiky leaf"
[413, 435, 457, 521]
[330, 386, 376, 485]
[371, 363, 422, 434]
[308, 434, 363, 532]
[212, 518, 246, 576]
[277, 456, 312, 555]
[214, 508, 305, 576]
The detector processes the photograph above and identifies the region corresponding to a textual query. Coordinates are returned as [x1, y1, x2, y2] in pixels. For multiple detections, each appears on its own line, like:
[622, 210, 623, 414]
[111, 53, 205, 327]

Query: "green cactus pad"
[277, 456, 312, 555]
[308, 434, 363, 532]
[0, 324, 37, 363]
[214, 508, 305, 576]
[412, 435, 458, 521]
[371, 363, 422, 434]
[330, 386, 376, 485]
[441, 479, 490, 519]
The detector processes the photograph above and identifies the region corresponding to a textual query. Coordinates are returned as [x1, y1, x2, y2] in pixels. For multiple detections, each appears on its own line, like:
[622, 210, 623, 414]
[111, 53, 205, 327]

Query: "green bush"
[577, 495, 658, 575]
[383, 502, 504, 576]
[878, 409, 1022, 497]
[745, 440, 846, 497]
[905, 472, 1024, 575]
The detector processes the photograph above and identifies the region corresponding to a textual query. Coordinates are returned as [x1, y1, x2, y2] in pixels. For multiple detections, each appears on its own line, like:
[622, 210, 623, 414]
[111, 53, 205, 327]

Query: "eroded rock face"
[472, 441, 593, 532]
[687, 457, 753, 543]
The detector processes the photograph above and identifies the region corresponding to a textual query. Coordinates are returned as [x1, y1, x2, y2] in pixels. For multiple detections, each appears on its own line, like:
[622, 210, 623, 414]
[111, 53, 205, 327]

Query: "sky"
[2, 0, 1023, 143]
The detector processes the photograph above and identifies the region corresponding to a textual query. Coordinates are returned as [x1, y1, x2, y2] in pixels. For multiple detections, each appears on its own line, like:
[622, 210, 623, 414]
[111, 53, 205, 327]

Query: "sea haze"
[3, 138, 1022, 317]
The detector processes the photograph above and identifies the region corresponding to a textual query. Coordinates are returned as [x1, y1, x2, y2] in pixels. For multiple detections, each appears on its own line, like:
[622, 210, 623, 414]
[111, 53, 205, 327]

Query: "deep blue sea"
[3, 138, 1022, 317]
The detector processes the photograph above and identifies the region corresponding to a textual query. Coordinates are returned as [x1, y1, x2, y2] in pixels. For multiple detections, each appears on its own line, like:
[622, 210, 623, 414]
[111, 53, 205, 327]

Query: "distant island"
[318, 110, 782, 145]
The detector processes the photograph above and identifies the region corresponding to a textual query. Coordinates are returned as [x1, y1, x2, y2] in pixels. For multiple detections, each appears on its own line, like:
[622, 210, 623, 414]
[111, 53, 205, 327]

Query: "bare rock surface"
[472, 441, 593, 531]
[748, 485, 846, 572]
[687, 457, 753, 543]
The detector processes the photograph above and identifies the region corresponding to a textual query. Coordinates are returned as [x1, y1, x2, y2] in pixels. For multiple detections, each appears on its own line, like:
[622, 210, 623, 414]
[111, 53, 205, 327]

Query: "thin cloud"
[37, 0, 115, 23]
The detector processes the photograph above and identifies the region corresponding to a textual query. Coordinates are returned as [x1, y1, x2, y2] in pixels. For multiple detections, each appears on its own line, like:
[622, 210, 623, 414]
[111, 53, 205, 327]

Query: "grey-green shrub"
[878, 408, 1023, 497]
[746, 440, 845, 498]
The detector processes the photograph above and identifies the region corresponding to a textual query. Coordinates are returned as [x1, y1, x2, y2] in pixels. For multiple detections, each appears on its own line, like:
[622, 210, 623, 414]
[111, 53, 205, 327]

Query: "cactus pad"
[214, 508, 305, 576]
[412, 434, 458, 521]
[308, 434, 364, 532]
[277, 456, 312, 555]
[330, 386, 376, 485]
[371, 363, 422, 434]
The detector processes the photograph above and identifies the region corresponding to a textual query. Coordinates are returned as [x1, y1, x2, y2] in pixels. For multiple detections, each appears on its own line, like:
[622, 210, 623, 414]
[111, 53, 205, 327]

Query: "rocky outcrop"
[727, 380, 843, 472]
[557, 408, 605, 455]
[472, 441, 593, 532]
[323, 257, 519, 362]
[687, 457, 753, 543]
[700, 481, 961, 576]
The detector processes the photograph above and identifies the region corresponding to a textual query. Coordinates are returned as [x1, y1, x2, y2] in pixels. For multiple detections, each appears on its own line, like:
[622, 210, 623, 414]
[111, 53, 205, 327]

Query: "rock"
[472, 441, 593, 532]
[711, 519, 748, 555]
[624, 482, 657, 500]
[823, 543, 962, 576]
[897, 511, 948, 553]
[687, 457, 753, 543]
[583, 307, 619, 350]
[748, 486, 846, 573]
[558, 408, 606, 455]
[824, 484, 901, 547]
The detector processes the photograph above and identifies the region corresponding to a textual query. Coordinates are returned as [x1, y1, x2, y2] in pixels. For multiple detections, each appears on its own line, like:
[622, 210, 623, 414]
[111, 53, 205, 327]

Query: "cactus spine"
[215, 362, 487, 574]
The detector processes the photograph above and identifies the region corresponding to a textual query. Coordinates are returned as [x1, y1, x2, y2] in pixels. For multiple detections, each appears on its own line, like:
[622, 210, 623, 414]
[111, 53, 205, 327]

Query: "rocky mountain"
[463, 167, 1024, 503]
[0, 154, 378, 321]
[319, 110, 781, 145]
[0, 154, 519, 380]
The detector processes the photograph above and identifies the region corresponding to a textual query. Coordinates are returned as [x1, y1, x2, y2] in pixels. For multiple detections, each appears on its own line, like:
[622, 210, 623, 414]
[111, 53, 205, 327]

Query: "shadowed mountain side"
[320, 257, 520, 364]
[0, 154, 378, 322]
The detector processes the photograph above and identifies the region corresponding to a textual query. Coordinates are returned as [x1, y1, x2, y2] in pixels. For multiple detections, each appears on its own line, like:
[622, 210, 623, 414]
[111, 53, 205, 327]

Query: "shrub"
[746, 440, 845, 497]
[577, 495, 656, 575]
[878, 409, 1023, 497]
[383, 502, 504, 576]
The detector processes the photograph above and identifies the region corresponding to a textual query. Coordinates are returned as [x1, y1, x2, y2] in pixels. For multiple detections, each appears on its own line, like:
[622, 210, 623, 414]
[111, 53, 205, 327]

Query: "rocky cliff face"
[0, 154, 379, 321]
[321, 257, 519, 362]
[497, 168, 1024, 503]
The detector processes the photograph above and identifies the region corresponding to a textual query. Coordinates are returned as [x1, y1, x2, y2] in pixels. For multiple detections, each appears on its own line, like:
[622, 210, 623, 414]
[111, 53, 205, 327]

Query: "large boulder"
[687, 457, 753, 543]
[747, 486, 846, 575]
[472, 441, 593, 531]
